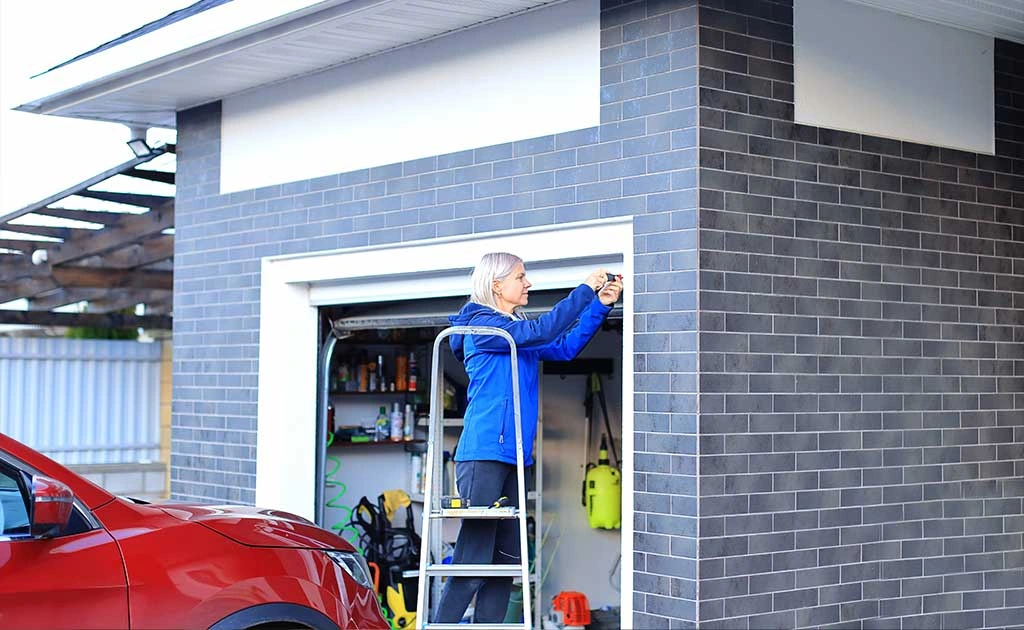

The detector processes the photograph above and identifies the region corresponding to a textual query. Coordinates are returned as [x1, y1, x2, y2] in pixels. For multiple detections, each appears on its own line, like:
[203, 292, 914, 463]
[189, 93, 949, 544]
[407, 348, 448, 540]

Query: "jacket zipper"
[499, 399, 508, 444]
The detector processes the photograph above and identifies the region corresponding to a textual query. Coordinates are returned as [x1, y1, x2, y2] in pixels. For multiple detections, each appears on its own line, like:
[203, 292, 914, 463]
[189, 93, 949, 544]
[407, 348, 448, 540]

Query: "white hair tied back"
[470, 252, 524, 317]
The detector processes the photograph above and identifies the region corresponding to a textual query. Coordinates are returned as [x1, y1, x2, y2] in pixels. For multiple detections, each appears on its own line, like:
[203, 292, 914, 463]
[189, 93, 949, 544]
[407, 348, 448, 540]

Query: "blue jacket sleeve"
[537, 297, 611, 361]
[469, 284, 596, 351]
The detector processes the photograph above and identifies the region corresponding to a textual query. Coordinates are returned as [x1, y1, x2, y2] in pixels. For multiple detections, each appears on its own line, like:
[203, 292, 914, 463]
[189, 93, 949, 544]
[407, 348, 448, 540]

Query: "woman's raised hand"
[598, 275, 623, 306]
[585, 269, 609, 292]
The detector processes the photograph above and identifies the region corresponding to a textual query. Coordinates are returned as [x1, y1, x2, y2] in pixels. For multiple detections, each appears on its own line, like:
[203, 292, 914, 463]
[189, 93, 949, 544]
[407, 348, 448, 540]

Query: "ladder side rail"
[533, 386, 543, 630]
[415, 333, 445, 628]
[506, 333, 532, 630]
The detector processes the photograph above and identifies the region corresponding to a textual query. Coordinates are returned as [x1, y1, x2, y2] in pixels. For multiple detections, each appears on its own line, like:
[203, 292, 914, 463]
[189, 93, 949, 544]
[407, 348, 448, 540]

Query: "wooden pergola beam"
[0, 234, 175, 285]
[0, 276, 58, 304]
[46, 202, 173, 266]
[51, 267, 173, 291]
[2, 224, 96, 240]
[76, 190, 173, 208]
[100, 235, 174, 268]
[87, 289, 171, 314]
[0, 146, 170, 226]
[0, 310, 171, 330]
[145, 300, 172, 316]
[0, 239, 42, 253]
[124, 168, 174, 185]
[27, 289, 104, 311]
[32, 207, 132, 226]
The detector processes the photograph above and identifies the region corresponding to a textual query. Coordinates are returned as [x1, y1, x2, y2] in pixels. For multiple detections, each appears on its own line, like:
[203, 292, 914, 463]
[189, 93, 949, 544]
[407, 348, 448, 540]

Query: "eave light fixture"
[126, 125, 152, 158]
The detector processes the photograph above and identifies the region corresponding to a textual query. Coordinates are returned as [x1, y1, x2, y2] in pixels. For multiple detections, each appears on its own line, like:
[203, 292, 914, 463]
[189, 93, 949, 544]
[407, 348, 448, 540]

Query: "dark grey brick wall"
[697, 1, 1024, 628]
[171, 0, 1023, 626]
[172, 1, 699, 626]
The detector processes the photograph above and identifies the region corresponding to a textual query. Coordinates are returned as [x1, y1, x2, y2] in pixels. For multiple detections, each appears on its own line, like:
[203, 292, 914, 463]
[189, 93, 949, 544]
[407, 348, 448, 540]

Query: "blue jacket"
[448, 284, 611, 466]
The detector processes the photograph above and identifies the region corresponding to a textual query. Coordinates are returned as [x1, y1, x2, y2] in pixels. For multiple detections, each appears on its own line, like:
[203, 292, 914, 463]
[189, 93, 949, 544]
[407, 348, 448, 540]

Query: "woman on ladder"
[436, 252, 623, 624]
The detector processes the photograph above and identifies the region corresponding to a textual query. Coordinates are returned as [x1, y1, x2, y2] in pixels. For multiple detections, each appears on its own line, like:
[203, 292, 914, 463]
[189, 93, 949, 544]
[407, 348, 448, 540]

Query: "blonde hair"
[470, 252, 525, 318]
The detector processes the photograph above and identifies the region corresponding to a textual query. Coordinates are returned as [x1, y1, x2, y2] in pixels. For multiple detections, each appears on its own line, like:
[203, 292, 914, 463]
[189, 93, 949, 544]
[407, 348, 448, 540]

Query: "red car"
[0, 433, 388, 630]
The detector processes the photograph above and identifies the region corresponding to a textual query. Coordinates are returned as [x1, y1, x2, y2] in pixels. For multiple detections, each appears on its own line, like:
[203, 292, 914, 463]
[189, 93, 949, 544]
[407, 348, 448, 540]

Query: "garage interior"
[315, 290, 624, 628]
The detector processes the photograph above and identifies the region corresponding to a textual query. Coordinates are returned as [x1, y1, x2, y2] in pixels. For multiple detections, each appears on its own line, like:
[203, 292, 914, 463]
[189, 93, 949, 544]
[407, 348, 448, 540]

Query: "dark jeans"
[433, 460, 524, 624]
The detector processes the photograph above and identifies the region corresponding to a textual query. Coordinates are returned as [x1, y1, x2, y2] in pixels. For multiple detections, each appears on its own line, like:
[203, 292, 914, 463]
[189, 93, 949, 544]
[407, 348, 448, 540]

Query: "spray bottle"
[390, 402, 403, 442]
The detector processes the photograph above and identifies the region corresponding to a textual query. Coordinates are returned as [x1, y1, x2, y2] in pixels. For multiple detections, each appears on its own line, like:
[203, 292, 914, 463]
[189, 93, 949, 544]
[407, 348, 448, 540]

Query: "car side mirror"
[30, 475, 74, 538]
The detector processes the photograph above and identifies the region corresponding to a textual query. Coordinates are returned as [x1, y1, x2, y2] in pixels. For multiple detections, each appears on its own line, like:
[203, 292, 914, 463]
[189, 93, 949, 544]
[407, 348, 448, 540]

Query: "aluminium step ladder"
[415, 326, 533, 630]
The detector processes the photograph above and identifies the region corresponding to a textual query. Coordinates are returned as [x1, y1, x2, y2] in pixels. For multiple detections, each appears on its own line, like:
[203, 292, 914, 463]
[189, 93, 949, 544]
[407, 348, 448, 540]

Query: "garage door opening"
[315, 290, 624, 628]
[255, 218, 635, 624]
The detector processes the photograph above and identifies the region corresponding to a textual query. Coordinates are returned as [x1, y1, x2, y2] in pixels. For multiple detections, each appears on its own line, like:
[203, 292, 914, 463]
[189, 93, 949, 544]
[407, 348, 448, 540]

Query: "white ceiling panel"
[850, 0, 1024, 43]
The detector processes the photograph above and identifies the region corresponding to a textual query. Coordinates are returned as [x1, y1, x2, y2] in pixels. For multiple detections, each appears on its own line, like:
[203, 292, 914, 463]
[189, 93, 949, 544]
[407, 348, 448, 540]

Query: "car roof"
[0, 433, 115, 510]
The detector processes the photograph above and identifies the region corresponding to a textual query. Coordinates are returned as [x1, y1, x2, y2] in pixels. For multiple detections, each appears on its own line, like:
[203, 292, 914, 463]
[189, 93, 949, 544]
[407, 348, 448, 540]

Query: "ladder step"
[430, 507, 519, 519]
[425, 563, 523, 577]
[410, 569, 537, 582]
[425, 624, 527, 629]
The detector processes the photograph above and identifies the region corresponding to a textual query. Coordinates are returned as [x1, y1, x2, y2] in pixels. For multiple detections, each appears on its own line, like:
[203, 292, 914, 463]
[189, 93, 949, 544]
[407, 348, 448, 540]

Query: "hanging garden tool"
[583, 435, 621, 529]
[580, 373, 621, 530]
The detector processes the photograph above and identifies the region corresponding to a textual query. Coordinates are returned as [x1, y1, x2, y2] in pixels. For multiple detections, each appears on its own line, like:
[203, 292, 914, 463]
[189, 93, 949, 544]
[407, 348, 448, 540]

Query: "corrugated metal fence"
[0, 338, 162, 465]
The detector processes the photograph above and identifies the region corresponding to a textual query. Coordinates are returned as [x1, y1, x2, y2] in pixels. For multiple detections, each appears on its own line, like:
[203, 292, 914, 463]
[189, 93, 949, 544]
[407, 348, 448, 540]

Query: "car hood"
[156, 503, 353, 551]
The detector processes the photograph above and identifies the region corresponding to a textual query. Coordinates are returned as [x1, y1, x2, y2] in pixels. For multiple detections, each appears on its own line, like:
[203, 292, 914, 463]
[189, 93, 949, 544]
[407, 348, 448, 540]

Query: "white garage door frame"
[256, 217, 634, 619]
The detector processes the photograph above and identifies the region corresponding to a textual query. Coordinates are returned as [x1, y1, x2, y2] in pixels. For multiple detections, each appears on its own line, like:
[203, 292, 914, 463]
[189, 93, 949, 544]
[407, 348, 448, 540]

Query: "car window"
[0, 467, 30, 536]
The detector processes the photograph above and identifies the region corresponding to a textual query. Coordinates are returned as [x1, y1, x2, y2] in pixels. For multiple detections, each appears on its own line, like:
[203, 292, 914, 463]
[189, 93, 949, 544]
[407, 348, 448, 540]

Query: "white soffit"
[849, 0, 1024, 44]
[15, 0, 564, 128]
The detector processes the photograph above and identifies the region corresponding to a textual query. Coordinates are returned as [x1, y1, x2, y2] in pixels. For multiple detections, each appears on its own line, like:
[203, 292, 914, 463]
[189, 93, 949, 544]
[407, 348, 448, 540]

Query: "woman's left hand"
[598, 277, 623, 306]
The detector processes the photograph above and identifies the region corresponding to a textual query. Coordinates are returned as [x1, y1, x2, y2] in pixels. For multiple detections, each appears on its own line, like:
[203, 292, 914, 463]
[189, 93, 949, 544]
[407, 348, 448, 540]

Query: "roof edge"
[14, 0, 346, 123]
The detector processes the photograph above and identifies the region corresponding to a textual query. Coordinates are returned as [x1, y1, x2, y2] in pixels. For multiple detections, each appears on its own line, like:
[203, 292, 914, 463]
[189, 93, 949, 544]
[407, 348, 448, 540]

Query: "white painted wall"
[221, 0, 600, 194]
[795, 0, 994, 154]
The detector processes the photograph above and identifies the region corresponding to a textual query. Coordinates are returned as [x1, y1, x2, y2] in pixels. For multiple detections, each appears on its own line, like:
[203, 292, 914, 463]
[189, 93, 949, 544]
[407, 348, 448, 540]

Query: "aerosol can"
[583, 434, 621, 529]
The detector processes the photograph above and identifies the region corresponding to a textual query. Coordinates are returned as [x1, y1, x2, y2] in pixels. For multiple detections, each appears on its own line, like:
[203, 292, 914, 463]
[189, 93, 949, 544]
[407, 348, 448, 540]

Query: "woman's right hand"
[585, 269, 609, 292]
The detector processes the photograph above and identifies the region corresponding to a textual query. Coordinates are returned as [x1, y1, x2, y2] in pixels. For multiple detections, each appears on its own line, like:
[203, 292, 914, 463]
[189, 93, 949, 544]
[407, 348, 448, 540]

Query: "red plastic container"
[552, 591, 591, 627]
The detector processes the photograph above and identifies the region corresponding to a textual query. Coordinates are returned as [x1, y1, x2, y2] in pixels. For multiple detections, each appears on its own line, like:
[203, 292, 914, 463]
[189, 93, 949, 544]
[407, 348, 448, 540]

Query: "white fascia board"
[14, 0, 334, 119]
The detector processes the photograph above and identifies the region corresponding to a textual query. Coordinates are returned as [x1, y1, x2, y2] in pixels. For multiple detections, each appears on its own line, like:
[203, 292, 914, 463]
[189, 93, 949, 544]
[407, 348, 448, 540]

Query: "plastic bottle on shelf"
[337, 360, 349, 393]
[403, 404, 414, 441]
[410, 454, 423, 496]
[374, 406, 389, 442]
[407, 352, 417, 392]
[347, 358, 359, 392]
[390, 402, 403, 442]
[396, 354, 408, 391]
[377, 354, 386, 392]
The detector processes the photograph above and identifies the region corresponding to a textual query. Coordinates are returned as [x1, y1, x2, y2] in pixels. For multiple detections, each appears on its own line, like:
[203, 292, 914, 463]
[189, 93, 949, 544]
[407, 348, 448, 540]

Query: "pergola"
[0, 145, 175, 330]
